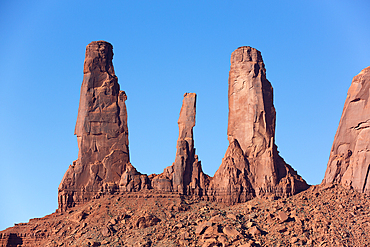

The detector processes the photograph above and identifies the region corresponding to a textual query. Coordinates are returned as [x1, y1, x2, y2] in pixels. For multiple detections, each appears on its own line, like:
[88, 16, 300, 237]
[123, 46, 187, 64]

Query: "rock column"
[58, 41, 132, 211]
[209, 47, 308, 203]
[227, 46, 278, 194]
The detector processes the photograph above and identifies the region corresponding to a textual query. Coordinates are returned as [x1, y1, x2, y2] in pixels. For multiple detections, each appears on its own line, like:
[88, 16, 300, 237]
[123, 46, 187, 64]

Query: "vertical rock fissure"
[363, 164, 370, 193]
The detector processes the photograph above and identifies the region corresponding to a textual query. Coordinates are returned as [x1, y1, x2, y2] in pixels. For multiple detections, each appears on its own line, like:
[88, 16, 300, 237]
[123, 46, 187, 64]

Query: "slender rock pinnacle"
[152, 93, 209, 196]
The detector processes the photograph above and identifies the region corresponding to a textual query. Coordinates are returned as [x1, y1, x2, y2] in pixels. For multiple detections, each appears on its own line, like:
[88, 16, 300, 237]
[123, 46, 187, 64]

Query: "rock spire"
[208, 46, 308, 202]
[152, 93, 209, 196]
[323, 66, 370, 194]
[58, 41, 146, 211]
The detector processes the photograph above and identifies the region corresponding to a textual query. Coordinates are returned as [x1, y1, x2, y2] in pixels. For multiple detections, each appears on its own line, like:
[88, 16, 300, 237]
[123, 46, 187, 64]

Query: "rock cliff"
[323, 66, 370, 194]
[209, 46, 308, 202]
[207, 139, 255, 204]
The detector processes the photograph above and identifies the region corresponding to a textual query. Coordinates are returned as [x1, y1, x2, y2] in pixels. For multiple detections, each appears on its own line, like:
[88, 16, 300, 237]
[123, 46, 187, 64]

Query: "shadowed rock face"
[323, 66, 370, 194]
[58, 41, 148, 211]
[209, 46, 308, 202]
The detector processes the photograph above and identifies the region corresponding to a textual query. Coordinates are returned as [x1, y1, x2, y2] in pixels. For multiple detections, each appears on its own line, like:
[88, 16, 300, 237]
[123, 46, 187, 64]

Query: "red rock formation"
[58, 42, 307, 211]
[152, 93, 209, 195]
[323, 66, 370, 194]
[227, 46, 277, 193]
[173, 93, 198, 194]
[209, 46, 308, 203]
[58, 41, 148, 211]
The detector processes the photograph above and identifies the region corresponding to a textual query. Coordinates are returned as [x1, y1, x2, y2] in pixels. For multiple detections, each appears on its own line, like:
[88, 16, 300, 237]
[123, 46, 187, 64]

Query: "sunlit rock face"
[210, 46, 308, 202]
[58, 41, 149, 211]
[323, 66, 370, 194]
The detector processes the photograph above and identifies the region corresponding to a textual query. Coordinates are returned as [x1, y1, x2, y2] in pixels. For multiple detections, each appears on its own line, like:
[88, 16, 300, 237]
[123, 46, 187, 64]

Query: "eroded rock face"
[211, 46, 308, 202]
[323, 66, 370, 194]
[152, 93, 209, 196]
[58, 41, 148, 211]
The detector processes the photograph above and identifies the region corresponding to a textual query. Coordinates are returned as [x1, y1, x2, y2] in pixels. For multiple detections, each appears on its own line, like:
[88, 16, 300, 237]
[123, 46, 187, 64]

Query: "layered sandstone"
[323, 66, 370, 194]
[152, 93, 209, 196]
[209, 46, 308, 202]
[58, 41, 148, 211]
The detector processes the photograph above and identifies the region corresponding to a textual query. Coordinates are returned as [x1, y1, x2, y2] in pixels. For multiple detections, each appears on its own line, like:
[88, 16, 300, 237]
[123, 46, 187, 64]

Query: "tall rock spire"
[227, 46, 277, 194]
[208, 46, 308, 202]
[58, 41, 132, 211]
[323, 66, 370, 194]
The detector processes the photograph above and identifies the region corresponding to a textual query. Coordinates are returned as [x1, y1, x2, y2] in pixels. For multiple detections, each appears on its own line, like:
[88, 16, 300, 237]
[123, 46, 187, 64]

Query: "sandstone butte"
[57, 42, 308, 212]
[323, 66, 370, 194]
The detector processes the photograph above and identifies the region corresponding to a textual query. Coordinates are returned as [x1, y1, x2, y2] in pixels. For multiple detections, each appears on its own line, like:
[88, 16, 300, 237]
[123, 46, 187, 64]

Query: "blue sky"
[1, 0, 369, 230]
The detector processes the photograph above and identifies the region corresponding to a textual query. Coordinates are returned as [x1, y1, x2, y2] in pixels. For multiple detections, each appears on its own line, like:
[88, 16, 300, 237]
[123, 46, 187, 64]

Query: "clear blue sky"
[1, 0, 369, 230]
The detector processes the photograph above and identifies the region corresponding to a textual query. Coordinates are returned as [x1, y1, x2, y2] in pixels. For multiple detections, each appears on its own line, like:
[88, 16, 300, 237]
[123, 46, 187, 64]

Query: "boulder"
[323, 66, 370, 194]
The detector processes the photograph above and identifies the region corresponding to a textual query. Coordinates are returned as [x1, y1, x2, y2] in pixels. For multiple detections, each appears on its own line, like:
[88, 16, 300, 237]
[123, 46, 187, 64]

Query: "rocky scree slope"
[1, 184, 370, 246]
